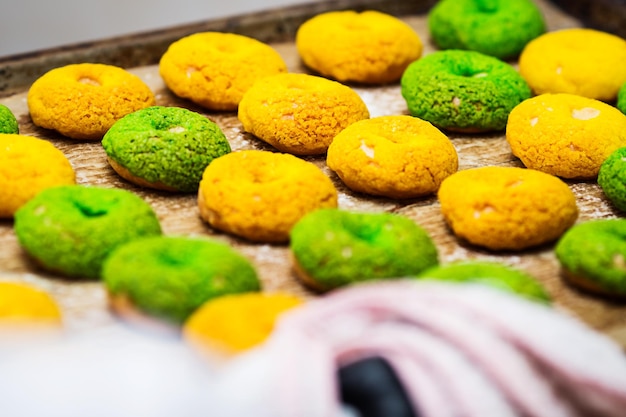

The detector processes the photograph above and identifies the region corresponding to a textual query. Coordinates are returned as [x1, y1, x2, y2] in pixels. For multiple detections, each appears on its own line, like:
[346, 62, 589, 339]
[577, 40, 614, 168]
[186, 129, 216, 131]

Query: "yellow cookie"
[438, 166, 578, 251]
[296, 10, 423, 84]
[506, 93, 626, 179]
[183, 292, 303, 356]
[0, 281, 62, 328]
[519, 28, 626, 101]
[0, 134, 75, 218]
[238, 72, 370, 155]
[327, 115, 458, 198]
[159, 32, 288, 111]
[27, 63, 155, 140]
[198, 150, 338, 243]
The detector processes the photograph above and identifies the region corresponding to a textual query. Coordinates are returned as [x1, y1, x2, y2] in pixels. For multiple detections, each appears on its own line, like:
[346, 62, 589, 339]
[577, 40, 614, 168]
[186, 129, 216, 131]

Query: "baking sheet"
[1, 0, 625, 347]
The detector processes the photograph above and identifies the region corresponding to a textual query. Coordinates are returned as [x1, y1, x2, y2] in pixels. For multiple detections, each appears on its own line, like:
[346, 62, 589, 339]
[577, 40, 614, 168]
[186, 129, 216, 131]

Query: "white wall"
[0, 0, 320, 57]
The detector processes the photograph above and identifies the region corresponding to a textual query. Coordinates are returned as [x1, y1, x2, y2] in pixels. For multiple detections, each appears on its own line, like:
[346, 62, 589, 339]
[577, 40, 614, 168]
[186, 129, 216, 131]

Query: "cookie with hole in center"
[159, 32, 287, 111]
[327, 115, 457, 199]
[401, 50, 531, 132]
[506, 93, 626, 179]
[519, 28, 626, 101]
[438, 166, 578, 251]
[102, 106, 231, 193]
[296, 10, 423, 84]
[27, 63, 155, 140]
[238, 72, 370, 155]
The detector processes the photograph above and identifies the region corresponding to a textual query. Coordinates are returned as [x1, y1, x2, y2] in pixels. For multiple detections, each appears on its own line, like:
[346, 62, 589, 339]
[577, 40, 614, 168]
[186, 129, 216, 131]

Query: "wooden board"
[1, 0, 626, 346]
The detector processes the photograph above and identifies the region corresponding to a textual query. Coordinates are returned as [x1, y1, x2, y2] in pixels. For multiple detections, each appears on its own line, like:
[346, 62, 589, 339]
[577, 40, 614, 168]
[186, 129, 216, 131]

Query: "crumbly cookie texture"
[198, 150, 338, 243]
[159, 32, 287, 111]
[555, 219, 626, 298]
[438, 166, 579, 251]
[401, 50, 531, 132]
[327, 115, 457, 199]
[0, 281, 62, 327]
[238, 73, 369, 155]
[183, 292, 303, 355]
[0, 134, 75, 218]
[102, 106, 231, 193]
[14, 185, 162, 279]
[27, 63, 155, 140]
[104, 236, 261, 324]
[598, 147, 626, 212]
[519, 28, 626, 101]
[417, 261, 551, 303]
[290, 208, 439, 292]
[296, 10, 423, 84]
[506, 93, 626, 179]
[0, 104, 18, 134]
[428, 0, 545, 60]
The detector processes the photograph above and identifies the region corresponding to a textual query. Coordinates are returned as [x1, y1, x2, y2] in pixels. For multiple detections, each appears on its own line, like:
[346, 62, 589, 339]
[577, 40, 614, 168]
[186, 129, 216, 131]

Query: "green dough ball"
[289, 208, 439, 291]
[416, 261, 551, 303]
[598, 147, 626, 211]
[14, 185, 162, 279]
[618, 82, 626, 115]
[555, 219, 626, 297]
[400, 50, 531, 132]
[428, 0, 546, 60]
[102, 106, 231, 193]
[103, 235, 261, 324]
[0, 104, 19, 134]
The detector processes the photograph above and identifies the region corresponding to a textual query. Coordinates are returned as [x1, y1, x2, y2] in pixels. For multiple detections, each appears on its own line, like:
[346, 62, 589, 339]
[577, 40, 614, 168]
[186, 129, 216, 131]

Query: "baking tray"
[1, 0, 625, 347]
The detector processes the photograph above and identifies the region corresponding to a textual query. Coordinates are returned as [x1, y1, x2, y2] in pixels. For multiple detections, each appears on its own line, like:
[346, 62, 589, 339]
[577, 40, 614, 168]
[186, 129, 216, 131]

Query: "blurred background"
[0, 0, 321, 57]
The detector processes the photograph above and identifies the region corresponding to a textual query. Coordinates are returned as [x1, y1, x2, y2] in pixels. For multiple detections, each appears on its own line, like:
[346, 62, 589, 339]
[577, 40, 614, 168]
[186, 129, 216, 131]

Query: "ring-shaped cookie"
[326, 115, 458, 198]
[401, 50, 531, 132]
[102, 106, 231, 193]
[555, 219, 626, 298]
[289, 208, 439, 292]
[0, 134, 75, 218]
[296, 10, 423, 84]
[519, 28, 626, 101]
[14, 185, 162, 279]
[159, 32, 287, 111]
[506, 93, 626, 179]
[27, 63, 155, 140]
[428, 0, 545, 60]
[0, 104, 18, 134]
[198, 150, 338, 243]
[438, 166, 578, 251]
[238, 73, 370, 155]
[417, 261, 551, 303]
[103, 235, 261, 325]
[598, 147, 626, 212]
